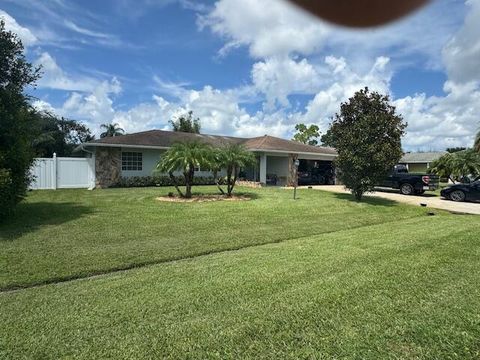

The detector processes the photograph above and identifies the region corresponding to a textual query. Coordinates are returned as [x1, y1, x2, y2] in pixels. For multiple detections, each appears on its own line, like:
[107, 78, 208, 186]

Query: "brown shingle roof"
[88, 129, 245, 148]
[85, 130, 337, 155]
[243, 135, 337, 155]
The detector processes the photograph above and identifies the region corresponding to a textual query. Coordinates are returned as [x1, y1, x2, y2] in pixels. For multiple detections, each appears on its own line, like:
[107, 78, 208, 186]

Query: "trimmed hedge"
[113, 175, 226, 188]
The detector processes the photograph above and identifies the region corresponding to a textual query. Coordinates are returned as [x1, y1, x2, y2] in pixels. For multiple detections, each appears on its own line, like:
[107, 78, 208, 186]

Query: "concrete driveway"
[302, 185, 480, 215]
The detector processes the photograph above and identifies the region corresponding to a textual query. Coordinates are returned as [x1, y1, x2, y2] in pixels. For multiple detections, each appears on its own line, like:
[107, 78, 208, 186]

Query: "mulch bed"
[155, 194, 251, 203]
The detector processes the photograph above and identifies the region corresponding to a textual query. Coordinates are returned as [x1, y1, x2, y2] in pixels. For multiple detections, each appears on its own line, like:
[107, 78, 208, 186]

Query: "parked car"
[298, 171, 325, 185]
[377, 164, 440, 195]
[440, 181, 480, 202]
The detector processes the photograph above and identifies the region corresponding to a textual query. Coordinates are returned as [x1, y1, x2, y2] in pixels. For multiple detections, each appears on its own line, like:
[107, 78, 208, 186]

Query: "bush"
[113, 175, 225, 188]
[0, 20, 41, 219]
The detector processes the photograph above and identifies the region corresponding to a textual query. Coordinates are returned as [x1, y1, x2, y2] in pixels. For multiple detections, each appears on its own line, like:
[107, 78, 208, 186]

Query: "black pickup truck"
[377, 164, 440, 195]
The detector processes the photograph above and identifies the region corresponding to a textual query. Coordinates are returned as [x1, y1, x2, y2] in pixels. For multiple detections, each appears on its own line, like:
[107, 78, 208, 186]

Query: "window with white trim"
[122, 152, 143, 171]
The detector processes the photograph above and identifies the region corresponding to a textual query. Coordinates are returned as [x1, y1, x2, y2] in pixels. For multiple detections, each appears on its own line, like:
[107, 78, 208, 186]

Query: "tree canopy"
[34, 113, 94, 157]
[292, 124, 321, 146]
[429, 149, 480, 183]
[100, 123, 124, 138]
[214, 144, 256, 196]
[169, 111, 201, 134]
[155, 141, 212, 198]
[0, 19, 41, 219]
[322, 88, 407, 201]
[446, 147, 467, 153]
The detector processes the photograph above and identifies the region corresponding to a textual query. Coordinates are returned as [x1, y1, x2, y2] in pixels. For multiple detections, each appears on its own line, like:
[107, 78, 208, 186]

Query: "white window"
[122, 152, 142, 171]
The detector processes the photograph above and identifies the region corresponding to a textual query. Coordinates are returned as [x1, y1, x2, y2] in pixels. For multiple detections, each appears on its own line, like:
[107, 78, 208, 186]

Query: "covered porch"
[241, 152, 337, 186]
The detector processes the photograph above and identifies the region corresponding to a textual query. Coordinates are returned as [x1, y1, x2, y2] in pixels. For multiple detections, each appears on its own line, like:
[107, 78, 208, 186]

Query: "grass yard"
[1, 186, 479, 358]
[1, 186, 426, 290]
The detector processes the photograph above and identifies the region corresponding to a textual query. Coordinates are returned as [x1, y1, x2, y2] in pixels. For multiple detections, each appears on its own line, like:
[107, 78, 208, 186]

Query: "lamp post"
[293, 158, 300, 200]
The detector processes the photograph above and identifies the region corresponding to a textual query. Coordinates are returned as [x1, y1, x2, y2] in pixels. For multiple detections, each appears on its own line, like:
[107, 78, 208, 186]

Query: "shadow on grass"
[332, 192, 399, 207]
[0, 202, 92, 240]
[374, 188, 439, 198]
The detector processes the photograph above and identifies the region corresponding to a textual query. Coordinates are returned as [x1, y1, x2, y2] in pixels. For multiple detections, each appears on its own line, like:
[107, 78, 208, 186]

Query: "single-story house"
[399, 151, 447, 173]
[78, 130, 337, 188]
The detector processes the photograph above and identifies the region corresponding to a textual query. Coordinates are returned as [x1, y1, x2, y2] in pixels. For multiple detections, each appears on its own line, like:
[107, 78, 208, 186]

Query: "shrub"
[0, 20, 41, 219]
[113, 175, 225, 188]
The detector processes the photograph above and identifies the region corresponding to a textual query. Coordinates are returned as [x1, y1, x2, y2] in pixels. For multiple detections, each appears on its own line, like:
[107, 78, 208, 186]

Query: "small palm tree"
[100, 123, 125, 138]
[155, 141, 212, 198]
[430, 149, 480, 183]
[429, 153, 455, 183]
[216, 144, 256, 196]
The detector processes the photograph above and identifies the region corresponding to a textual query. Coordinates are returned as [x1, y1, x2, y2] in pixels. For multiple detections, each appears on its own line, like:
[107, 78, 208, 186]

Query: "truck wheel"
[400, 183, 414, 195]
[450, 190, 466, 202]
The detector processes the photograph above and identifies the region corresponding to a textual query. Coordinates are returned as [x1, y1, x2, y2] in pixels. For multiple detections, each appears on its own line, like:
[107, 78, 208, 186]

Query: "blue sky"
[1, 0, 479, 150]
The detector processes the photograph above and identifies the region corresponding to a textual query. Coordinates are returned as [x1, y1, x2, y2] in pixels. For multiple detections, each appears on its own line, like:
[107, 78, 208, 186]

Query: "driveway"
[303, 185, 480, 215]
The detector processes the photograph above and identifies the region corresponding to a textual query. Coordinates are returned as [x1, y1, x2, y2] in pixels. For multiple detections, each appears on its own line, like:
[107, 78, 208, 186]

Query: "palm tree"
[430, 149, 480, 183]
[155, 141, 212, 198]
[429, 153, 455, 183]
[475, 130, 480, 153]
[215, 144, 256, 196]
[100, 123, 125, 138]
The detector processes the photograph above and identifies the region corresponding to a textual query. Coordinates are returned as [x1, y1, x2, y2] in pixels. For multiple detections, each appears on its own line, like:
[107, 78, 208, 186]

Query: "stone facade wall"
[95, 147, 121, 188]
[287, 153, 298, 187]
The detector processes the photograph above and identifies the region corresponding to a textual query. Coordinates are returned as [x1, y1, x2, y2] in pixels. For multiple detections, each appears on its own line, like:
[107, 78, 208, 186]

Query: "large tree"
[155, 141, 211, 198]
[169, 110, 201, 134]
[34, 113, 94, 157]
[322, 88, 407, 201]
[100, 122, 124, 138]
[292, 123, 321, 146]
[0, 20, 41, 219]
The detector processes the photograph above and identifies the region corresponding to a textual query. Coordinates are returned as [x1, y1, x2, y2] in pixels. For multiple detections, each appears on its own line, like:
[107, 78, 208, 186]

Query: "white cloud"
[200, 0, 329, 58]
[24, 0, 480, 151]
[34, 52, 121, 94]
[63, 20, 112, 39]
[395, 81, 480, 151]
[200, 0, 463, 68]
[300, 56, 392, 128]
[442, 0, 480, 84]
[153, 75, 191, 98]
[251, 57, 323, 110]
[0, 10, 37, 47]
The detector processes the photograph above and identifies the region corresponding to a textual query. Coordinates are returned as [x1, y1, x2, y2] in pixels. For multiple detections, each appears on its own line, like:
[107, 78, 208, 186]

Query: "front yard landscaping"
[1, 186, 479, 358]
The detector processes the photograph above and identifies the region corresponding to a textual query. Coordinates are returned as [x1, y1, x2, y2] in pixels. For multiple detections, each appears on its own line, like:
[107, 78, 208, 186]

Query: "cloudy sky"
[1, 0, 479, 150]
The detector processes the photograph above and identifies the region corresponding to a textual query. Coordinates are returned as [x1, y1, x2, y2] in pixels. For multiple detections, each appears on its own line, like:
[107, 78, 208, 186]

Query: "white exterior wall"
[119, 147, 226, 178]
[266, 155, 289, 185]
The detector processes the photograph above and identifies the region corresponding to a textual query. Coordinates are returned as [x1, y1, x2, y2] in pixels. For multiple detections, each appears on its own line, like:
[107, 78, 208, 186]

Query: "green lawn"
[1, 186, 426, 290]
[1, 187, 479, 358]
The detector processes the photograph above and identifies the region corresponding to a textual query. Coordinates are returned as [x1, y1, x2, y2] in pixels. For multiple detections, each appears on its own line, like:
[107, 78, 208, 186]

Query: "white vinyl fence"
[30, 153, 95, 190]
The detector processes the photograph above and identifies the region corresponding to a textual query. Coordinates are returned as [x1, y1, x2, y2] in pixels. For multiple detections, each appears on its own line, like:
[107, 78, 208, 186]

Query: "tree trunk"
[228, 165, 238, 197]
[213, 169, 225, 195]
[353, 189, 363, 201]
[169, 172, 184, 197]
[226, 166, 233, 196]
[184, 168, 194, 199]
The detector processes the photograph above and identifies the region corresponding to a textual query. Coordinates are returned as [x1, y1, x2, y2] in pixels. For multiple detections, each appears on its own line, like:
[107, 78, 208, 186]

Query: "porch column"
[259, 153, 267, 184]
[287, 153, 298, 187]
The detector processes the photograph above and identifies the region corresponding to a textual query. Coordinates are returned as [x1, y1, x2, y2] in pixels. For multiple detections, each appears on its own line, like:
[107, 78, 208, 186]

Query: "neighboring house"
[78, 130, 337, 188]
[400, 151, 447, 173]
